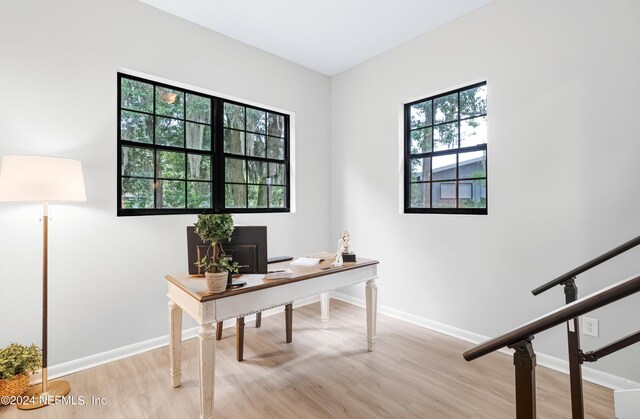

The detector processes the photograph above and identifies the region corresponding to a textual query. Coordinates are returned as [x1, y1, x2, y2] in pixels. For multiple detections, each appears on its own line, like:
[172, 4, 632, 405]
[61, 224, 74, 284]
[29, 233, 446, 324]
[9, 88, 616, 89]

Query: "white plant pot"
[205, 272, 228, 293]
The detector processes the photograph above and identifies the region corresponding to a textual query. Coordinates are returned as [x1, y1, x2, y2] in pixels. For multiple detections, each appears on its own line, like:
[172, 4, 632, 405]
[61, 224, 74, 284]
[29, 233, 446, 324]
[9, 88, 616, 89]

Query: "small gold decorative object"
[341, 230, 356, 262]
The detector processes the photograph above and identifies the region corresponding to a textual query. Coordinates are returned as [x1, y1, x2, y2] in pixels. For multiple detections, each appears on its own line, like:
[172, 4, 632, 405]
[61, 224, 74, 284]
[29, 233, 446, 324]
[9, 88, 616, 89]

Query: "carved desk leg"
[365, 279, 378, 352]
[168, 300, 182, 388]
[320, 292, 330, 329]
[198, 323, 216, 419]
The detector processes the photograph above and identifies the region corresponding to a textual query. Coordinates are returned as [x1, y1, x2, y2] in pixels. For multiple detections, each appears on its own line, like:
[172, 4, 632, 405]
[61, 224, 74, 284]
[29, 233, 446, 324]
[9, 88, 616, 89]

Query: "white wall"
[330, 0, 640, 383]
[0, 0, 331, 365]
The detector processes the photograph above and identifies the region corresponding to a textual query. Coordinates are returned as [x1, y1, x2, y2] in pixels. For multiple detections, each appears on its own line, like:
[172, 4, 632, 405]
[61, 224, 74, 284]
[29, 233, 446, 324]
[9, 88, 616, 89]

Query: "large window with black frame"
[117, 73, 290, 216]
[405, 82, 487, 214]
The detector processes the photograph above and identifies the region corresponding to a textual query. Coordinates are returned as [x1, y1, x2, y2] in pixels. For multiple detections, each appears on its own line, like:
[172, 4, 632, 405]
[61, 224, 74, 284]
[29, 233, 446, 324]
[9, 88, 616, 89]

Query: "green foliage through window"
[118, 73, 289, 215]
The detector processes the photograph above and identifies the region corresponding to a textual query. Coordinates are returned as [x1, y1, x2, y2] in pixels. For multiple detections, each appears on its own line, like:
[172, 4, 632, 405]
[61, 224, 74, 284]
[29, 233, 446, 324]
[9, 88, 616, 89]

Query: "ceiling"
[138, 0, 493, 76]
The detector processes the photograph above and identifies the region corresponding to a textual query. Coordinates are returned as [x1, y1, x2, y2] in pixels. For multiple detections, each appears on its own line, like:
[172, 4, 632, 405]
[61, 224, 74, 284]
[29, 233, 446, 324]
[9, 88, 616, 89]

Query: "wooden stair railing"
[531, 234, 640, 418]
[463, 274, 640, 419]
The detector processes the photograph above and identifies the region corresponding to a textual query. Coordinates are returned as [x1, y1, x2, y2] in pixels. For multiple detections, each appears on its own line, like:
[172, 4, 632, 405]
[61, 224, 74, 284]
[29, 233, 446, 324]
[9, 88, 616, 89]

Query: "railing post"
[564, 278, 585, 419]
[509, 338, 537, 419]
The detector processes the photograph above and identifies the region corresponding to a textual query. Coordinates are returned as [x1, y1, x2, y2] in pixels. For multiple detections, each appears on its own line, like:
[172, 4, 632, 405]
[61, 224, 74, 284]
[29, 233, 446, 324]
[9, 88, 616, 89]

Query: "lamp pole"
[42, 201, 48, 395]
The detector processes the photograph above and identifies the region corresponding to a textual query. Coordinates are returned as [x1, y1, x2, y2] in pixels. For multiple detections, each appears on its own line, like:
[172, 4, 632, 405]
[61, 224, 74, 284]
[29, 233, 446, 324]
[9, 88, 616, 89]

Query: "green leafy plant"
[0, 343, 41, 380]
[193, 213, 239, 274]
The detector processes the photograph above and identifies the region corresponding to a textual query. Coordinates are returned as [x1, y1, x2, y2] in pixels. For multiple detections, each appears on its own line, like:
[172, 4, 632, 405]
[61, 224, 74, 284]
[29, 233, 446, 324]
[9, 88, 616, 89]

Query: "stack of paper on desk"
[265, 268, 293, 279]
[290, 257, 323, 266]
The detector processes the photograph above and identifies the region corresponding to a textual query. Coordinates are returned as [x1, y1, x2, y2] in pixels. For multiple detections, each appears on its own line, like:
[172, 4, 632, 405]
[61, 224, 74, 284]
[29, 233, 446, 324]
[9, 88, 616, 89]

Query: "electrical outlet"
[583, 317, 599, 338]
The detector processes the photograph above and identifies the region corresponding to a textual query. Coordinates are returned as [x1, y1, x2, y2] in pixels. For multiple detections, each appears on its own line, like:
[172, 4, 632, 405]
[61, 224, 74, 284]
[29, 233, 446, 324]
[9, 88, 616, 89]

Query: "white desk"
[166, 253, 379, 419]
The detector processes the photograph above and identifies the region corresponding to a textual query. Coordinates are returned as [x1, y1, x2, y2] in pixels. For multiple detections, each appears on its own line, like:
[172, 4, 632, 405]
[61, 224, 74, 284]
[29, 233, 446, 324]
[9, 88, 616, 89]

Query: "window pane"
[157, 151, 185, 179]
[156, 117, 184, 147]
[248, 184, 268, 208]
[440, 182, 457, 199]
[434, 93, 457, 123]
[187, 154, 211, 181]
[186, 122, 211, 151]
[432, 154, 456, 181]
[459, 150, 486, 178]
[225, 183, 247, 208]
[225, 158, 246, 183]
[410, 183, 430, 208]
[268, 163, 286, 185]
[432, 182, 457, 208]
[186, 93, 211, 123]
[459, 179, 487, 209]
[248, 160, 267, 184]
[122, 146, 153, 177]
[247, 133, 266, 157]
[267, 113, 285, 137]
[121, 110, 153, 144]
[410, 101, 432, 129]
[433, 122, 458, 151]
[458, 182, 473, 199]
[246, 108, 266, 134]
[187, 181, 212, 208]
[410, 157, 431, 182]
[121, 178, 154, 208]
[224, 103, 244, 129]
[156, 87, 184, 119]
[269, 186, 286, 208]
[410, 128, 432, 154]
[158, 180, 185, 208]
[460, 116, 487, 148]
[224, 129, 245, 155]
[460, 85, 487, 118]
[121, 78, 153, 113]
[267, 137, 285, 159]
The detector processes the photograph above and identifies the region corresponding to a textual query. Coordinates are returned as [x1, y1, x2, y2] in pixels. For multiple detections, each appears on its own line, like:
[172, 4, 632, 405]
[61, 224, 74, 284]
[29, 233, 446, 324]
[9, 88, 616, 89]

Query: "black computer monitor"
[187, 226, 268, 275]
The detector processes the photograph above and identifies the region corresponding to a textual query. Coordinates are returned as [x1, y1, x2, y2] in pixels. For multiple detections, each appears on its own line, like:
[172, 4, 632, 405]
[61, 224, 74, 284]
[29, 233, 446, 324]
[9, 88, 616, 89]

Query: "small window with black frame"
[404, 82, 487, 214]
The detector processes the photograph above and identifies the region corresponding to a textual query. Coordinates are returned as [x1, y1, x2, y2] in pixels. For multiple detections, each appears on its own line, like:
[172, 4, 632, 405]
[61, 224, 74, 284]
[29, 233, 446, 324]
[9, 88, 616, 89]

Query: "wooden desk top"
[166, 252, 378, 302]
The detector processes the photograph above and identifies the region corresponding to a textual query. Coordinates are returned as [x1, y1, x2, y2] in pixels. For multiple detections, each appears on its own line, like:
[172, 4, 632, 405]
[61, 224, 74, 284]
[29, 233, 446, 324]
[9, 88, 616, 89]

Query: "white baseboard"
[614, 389, 640, 419]
[331, 291, 640, 391]
[33, 295, 320, 383]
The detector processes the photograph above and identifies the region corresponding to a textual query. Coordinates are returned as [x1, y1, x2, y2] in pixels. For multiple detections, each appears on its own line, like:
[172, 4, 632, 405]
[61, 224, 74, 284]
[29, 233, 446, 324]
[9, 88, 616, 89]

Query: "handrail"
[464, 274, 640, 361]
[531, 234, 640, 296]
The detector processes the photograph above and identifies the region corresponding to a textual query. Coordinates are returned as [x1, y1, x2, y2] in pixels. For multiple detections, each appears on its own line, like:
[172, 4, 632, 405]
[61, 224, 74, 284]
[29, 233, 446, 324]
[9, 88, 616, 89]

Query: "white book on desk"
[290, 257, 323, 266]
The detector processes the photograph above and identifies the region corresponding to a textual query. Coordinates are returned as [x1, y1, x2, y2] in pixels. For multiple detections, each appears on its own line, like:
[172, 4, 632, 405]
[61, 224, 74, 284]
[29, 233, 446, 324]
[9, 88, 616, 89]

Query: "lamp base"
[17, 380, 71, 410]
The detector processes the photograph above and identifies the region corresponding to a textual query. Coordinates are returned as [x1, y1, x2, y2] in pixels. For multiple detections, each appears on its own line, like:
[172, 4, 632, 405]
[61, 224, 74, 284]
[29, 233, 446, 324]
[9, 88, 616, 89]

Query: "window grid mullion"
[430, 99, 434, 209]
[456, 91, 461, 209]
[153, 85, 159, 209]
[184, 94, 188, 208]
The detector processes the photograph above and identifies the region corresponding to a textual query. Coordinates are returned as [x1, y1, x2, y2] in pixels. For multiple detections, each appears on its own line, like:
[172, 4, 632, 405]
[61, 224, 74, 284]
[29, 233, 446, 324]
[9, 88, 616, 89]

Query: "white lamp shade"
[0, 155, 86, 202]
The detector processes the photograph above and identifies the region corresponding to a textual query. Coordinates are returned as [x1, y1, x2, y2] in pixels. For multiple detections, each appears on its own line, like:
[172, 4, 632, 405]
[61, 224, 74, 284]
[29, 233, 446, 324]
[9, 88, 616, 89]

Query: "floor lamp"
[0, 155, 86, 410]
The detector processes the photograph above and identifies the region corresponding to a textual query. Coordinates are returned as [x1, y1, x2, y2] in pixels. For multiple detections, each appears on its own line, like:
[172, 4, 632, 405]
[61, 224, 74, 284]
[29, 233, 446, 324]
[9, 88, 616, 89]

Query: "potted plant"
[0, 343, 41, 402]
[193, 213, 239, 293]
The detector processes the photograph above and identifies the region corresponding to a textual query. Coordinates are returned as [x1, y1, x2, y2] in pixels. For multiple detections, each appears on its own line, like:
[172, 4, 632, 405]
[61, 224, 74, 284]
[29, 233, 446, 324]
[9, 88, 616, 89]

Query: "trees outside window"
[404, 82, 487, 214]
[118, 73, 290, 216]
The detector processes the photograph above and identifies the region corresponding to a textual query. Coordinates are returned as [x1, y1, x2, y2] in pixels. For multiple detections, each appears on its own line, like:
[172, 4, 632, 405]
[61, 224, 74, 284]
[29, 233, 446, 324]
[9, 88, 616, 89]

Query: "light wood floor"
[0, 300, 614, 418]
